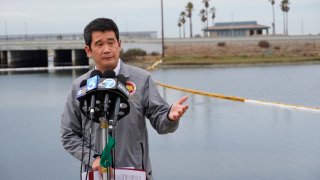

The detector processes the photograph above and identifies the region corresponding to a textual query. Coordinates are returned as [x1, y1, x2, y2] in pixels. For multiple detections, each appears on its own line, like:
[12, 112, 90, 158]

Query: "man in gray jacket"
[60, 18, 189, 179]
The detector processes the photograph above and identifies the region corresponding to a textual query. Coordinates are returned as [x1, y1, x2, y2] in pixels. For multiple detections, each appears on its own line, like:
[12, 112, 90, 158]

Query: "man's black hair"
[83, 18, 120, 48]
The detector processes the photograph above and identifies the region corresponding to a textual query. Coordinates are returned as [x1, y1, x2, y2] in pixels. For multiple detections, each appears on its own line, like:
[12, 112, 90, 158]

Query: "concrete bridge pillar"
[47, 49, 55, 68]
[6, 50, 48, 68]
[72, 49, 89, 66]
[0, 51, 8, 68]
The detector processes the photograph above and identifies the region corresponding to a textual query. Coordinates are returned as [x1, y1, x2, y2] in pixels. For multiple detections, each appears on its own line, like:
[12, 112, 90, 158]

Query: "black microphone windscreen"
[102, 70, 116, 78]
[117, 74, 127, 84]
[79, 80, 87, 87]
[90, 70, 103, 78]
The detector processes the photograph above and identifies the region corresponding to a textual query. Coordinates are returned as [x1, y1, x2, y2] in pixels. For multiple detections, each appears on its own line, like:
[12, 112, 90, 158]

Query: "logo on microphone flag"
[76, 87, 86, 97]
[102, 79, 116, 89]
[86, 76, 98, 91]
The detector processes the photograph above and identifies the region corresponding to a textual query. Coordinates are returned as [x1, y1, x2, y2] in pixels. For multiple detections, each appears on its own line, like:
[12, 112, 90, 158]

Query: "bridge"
[1, 33, 319, 69]
[0, 33, 161, 69]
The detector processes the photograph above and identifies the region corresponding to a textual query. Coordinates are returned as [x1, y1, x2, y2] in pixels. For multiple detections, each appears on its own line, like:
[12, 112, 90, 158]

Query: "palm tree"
[199, 9, 207, 37]
[285, 0, 290, 35]
[210, 6, 216, 26]
[280, 1, 285, 35]
[202, 0, 210, 36]
[161, 0, 164, 57]
[280, 0, 290, 35]
[186, 2, 194, 38]
[178, 20, 182, 38]
[269, 0, 276, 35]
[180, 11, 186, 38]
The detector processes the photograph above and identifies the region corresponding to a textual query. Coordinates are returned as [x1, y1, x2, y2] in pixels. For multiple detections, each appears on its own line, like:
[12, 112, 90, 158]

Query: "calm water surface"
[0, 64, 319, 180]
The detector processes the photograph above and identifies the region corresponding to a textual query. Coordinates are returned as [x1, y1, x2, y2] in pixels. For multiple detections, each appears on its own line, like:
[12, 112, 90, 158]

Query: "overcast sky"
[0, 0, 319, 38]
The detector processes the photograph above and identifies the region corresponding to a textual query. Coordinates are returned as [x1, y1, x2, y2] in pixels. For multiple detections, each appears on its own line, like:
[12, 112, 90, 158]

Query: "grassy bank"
[161, 55, 320, 67]
[121, 47, 320, 69]
[123, 54, 320, 69]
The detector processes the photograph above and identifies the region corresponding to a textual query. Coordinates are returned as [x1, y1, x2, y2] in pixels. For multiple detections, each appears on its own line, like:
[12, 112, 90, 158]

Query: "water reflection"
[1, 67, 320, 180]
[0, 68, 89, 78]
[151, 69, 320, 179]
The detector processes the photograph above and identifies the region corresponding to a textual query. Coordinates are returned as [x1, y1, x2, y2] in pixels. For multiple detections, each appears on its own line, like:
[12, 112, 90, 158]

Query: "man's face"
[85, 30, 121, 72]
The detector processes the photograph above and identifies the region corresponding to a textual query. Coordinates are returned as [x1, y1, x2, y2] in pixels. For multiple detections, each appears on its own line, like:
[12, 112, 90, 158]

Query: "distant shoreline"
[128, 55, 320, 70]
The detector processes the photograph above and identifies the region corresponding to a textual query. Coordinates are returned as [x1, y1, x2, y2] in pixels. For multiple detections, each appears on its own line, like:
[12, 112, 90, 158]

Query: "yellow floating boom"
[156, 82, 245, 102]
[156, 82, 320, 112]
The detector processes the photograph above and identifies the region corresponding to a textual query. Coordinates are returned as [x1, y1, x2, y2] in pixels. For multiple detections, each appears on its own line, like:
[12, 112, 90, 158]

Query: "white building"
[204, 21, 270, 37]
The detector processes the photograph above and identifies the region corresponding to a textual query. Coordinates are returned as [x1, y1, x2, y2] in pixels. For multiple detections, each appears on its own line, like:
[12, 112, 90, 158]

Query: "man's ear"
[118, 40, 122, 52]
[84, 45, 92, 58]
[118, 39, 121, 47]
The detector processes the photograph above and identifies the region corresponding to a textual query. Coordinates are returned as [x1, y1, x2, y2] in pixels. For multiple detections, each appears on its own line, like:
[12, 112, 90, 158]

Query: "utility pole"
[161, 0, 165, 58]
[272, 2, 276, 35]
[24, 22, 28, 39]
[5, 20, 8, 40]
[301, 18, 304, 35]
[231, 12, 234, 37]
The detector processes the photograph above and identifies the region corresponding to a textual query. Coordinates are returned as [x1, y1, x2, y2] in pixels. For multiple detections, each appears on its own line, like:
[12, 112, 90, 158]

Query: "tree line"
[269, 0, 290, 35]
[177, 0, 291, 38]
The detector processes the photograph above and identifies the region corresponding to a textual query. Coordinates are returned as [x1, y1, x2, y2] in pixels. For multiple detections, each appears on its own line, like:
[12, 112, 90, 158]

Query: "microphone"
[102, 70, 116, 79]
[80, 79, 87, 87]
[117, 74, 127, 84]
[102, 71, 116, 118]
[110, 74, 128, 127]
[76, 71, 130, 123]
[79, 79, 88, 114]
[87, 70, 103, 120]
[79, 80, 88, 131]
[116, 74, 128, 116]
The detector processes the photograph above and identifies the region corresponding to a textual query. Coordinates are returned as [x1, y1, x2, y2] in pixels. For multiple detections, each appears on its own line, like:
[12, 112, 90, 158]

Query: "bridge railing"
[0, 31, 159, 41]
[0, 33, 84, 41]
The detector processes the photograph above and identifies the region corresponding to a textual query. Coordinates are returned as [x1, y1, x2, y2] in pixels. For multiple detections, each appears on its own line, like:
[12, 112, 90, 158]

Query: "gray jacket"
[61, 60, 179, 179]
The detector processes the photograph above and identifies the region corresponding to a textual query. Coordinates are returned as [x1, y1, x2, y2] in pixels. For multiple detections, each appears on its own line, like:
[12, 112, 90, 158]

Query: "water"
[0, 64, 319, 180]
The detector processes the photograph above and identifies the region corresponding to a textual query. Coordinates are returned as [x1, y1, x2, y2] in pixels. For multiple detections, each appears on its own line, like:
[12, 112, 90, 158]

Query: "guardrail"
[0, 33, 84, 41]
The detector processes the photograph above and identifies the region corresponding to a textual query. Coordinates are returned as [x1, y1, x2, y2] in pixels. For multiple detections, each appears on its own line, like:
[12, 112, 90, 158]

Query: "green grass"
[162, 55, 320, 66]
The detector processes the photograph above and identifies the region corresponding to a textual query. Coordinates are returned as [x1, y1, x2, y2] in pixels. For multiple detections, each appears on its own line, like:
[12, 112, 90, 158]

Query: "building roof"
[204, 21, 270, 31]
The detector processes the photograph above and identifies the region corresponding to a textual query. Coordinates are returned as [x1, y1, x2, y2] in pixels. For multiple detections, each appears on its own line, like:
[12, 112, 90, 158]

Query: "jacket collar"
[119, 59, 130, 79]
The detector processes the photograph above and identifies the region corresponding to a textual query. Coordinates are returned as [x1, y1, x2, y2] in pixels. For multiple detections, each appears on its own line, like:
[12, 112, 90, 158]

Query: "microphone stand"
[100, 118, 111, 180]
[100, 94, 112, 180]
[108, 97, 121, 180]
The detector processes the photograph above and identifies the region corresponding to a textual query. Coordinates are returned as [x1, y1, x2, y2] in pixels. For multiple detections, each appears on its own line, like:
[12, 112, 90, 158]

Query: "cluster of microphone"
[76, 70, 130, 124]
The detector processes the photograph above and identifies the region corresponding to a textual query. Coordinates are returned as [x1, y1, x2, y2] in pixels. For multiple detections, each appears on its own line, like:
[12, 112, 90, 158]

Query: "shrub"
[150, 51, 160, 56]
[124, 48, 147, 57]
[274, 46, 280, 50]
[120, 48, 147, 61]
[217, 42, 226, 47]
[258, 40, 270, 48]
